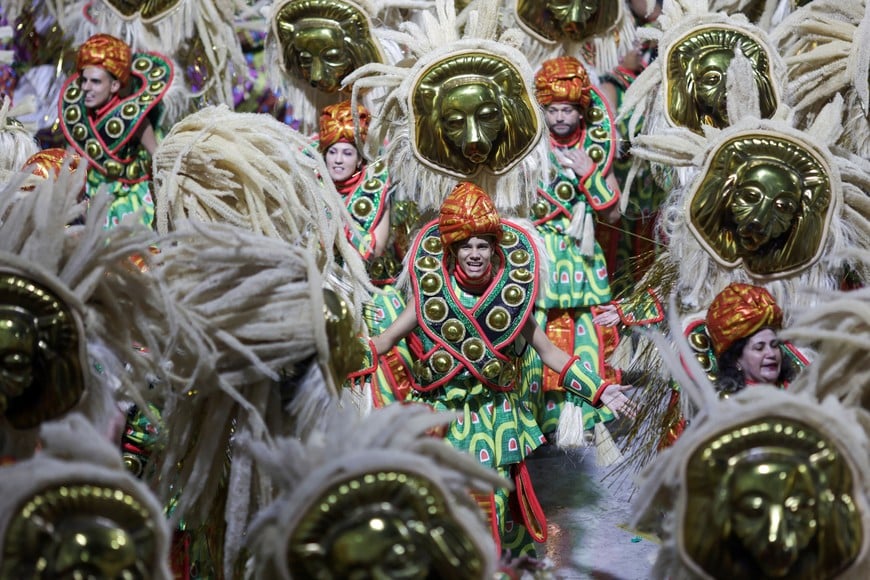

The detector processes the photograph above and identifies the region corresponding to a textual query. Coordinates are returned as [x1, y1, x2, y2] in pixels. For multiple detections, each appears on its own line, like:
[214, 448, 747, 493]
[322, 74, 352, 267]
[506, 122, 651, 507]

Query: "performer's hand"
[557, 147, 596, 175]
[593, 303, 621, 327]
[600, 384, 636, 419]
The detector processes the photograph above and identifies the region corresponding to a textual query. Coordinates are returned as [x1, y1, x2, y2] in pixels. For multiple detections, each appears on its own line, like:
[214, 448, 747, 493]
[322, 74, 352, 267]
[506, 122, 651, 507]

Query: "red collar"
[335, 165, 366, 195]
[550, 125, 583, 148]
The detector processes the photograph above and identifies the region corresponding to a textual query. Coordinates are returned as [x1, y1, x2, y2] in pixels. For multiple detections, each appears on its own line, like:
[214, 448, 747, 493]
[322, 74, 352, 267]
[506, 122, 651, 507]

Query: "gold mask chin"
[273, 0, 384, 94]
[103, 0, 183, 22]
[412, 52, 540, 177]
[1, 483, 159, 578]
[666, 26, 778, 133]
[687, 132, 832, 278]
[514, 0, 620, 43]
[683, 417, 862, 579]
[0, 272, 86, 429]
[287, 470, 486, 579]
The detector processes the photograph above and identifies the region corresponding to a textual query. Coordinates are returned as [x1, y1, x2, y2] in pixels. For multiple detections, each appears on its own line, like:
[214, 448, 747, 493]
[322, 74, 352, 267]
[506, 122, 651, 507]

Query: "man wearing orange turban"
[525, 55, 625, 447]
[58, 34, 173, 229]
[362, 181, 636, 559]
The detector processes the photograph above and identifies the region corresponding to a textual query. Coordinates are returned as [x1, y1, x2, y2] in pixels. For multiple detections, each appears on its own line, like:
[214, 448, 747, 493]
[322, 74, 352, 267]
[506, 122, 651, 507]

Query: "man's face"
[545, 103, 582, 137]
[80, 66, 120, 110]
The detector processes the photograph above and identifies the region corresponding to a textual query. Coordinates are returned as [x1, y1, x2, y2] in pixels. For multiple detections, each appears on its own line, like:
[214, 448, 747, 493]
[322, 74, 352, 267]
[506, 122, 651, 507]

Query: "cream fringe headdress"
[708, 0, 797, 31]
[242, 403, 505, 579]
[264, 0, 434, 133]
[0, 96, 40, 187]
[148, 220, 368, 575]
[629, 298, 869, 579]
[60, 0, 242, 119]
[629, 97, 870, 316]
[0, 162, 175, 457]
[151, 103, 372, 304]
[459, 0, 640, 76]
[0, 414, 173, 579]
[618, 0, 788, 200]
[609, 98, 869, 475]
[774, 0, 870, 160]
[344, 0, 547, 214]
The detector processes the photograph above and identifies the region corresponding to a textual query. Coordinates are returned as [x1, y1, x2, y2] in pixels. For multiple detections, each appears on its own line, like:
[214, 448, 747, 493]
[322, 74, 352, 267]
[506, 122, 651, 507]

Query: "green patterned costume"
[526, 87, 619, 437]
[59, 52, 172, 229]
[406, 220, 548, 557]
[338, 158, 414, 406]
[597, 65, 667, 296]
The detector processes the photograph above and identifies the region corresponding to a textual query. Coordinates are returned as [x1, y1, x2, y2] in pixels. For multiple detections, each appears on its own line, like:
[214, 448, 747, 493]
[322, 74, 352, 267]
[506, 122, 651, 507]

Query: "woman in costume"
[704, 283, 804, 397]
[365, 181, 635, 558]
[59, 33, 173, 229]
[319, 99, 414, 406]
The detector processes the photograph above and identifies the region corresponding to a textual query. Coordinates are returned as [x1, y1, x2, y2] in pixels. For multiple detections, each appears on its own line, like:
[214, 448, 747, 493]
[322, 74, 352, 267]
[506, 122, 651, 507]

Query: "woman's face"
[455, 236, 493, 280]
[324, 142, 361, 183]
[737, 328, 782, 384]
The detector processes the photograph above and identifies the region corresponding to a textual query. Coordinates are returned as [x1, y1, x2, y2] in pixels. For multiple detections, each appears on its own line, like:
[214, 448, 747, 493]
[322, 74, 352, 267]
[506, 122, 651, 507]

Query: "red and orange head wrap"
[76, 34, 132, 86]
[706, 283, 783, 356]
[534, 56, 592, 110]
[24, 149, 80, 180]
[438, 182, 502, 247]
[319, 100, 370, 153]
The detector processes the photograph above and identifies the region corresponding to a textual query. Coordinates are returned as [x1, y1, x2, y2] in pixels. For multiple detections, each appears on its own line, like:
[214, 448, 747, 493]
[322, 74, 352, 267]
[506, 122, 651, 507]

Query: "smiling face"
[324, 142, 361, 183]
[455, 236, 494, 280]
[737, 328, 782, 384]
[729, 162, 802, 252]
[438, 82, 505, 165]
[80, 66, 120, 110]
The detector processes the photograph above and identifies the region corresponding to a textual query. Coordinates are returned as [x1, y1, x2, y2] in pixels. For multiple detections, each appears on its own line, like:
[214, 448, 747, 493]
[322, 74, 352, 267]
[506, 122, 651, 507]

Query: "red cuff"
[591, 381, 612, 406]
[558, 354, 581, 385]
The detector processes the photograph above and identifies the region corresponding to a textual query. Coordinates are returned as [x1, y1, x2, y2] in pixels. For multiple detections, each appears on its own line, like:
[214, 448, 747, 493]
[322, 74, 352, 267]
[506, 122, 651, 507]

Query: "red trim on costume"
[511, 461, 547, 542]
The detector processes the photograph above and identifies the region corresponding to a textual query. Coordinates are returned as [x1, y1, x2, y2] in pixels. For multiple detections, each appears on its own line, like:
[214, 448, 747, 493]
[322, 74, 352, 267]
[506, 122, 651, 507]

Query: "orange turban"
[534, 56, 591, 109]
[76, 34, 132, 86]
[706, 283, 783, 356]
[438, 182, 502, 247]
[319, 100, 370, 153]
[24, 149, 80, 180]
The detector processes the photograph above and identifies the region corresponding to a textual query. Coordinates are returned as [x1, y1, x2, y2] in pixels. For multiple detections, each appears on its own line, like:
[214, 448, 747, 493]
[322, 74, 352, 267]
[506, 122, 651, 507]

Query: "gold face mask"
[0, 272, 86, 429]
[273, 0, 384, 93]
[288, 470, 486, 578]
[667, 26, 778, 133]
[103, 0, 183, 23]
[1, 483, 160, 578]
[412, 52, 540, 177]
[684, 417, 862, 578]
[515, 0, 619, 43]
[687, 132, 832, 278]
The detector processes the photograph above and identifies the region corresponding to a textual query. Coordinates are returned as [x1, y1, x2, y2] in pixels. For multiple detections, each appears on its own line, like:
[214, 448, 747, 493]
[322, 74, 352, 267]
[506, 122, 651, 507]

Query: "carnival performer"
[704, 283, 806, 397]
[58, 33, 173, 229]
[318, 99, 414, 406]
[596, 0, 666, 296]
[524, 55, 624, 449]
[365, 181, 635, 559]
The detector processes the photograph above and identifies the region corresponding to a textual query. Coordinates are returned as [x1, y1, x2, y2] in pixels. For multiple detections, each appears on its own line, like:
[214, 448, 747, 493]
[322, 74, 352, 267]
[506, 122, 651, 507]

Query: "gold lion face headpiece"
[682, 414, 864, 578]
[665, 25, 779, 133]
[272, 0, 384, 94]
[686, 130, 833, 278]
[0, 269, 87, 429]
[411, 49, 541, 178]
[514, 0, 622, 44]
[76, 34, 132, 87]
